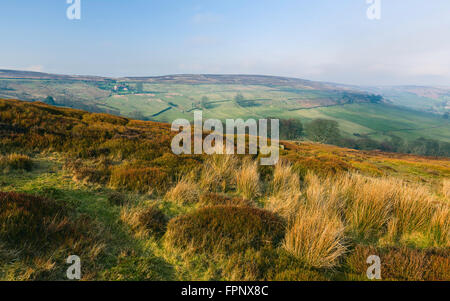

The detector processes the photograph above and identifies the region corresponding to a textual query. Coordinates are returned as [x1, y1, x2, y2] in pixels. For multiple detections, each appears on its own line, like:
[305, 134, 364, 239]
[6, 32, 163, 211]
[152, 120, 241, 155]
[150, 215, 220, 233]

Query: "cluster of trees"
[277, 118, 450, 157]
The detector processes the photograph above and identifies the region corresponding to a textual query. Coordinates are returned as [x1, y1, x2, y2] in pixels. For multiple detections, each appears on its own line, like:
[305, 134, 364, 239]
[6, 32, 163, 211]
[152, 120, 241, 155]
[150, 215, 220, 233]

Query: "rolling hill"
[0, 69, 449, 144]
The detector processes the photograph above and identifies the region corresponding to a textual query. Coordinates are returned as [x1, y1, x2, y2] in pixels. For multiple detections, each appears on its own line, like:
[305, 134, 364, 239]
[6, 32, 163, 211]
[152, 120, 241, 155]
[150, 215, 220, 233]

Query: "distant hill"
[0, 69, 448, 144]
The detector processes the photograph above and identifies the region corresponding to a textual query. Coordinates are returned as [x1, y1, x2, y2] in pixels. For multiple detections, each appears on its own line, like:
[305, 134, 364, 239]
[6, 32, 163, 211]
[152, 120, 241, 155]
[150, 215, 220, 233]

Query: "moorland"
[0, 99, 448, 281]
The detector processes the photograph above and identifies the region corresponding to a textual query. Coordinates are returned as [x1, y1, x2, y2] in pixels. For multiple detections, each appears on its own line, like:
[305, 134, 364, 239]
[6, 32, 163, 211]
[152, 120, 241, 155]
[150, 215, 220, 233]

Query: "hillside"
[365, 85, 450, 115]
[0, 70, 448, 145]
[0, 99, 449, 281]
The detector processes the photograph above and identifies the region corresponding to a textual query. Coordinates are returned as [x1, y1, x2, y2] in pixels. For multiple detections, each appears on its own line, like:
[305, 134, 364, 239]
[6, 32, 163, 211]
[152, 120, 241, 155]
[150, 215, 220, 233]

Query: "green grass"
[1, 78, 448, 143]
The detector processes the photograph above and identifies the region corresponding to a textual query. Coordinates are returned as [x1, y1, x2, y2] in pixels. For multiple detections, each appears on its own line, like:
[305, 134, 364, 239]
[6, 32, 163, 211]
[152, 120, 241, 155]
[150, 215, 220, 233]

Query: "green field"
[1, 73, 448, 143]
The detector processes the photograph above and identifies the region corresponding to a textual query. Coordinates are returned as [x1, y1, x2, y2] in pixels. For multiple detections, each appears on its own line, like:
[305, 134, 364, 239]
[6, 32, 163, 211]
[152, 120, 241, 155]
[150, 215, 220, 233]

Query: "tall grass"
[428, 205, 450, 247]
[443, 179, 450, 199]
[165, 177, 199, 204]
[120, 204, 168, 238]
[283, 206, 346, 268]
[265, 160, 302, 221]
[344, 175, 396, 242]
[271, 160, 301, 196]
[236, 159, 261, 200]
[0, 153, 33, 171]
[199, 155, 239, 192]
[387, 184, 435, 243]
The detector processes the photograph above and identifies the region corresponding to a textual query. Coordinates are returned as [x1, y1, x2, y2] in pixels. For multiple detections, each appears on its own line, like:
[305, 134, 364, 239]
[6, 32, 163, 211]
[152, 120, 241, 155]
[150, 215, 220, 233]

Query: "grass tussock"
[199, 155, 239, 192]
[109, 165, 169, 194]
[165, 177, 199, 204]
[64, 158, 111, 184]
[121, 204, 168, 238]
[236, 159, 261, 200]
[0, 153, 33, 171]
[428, 205, 450, 247]
[387, 184, 435, 243]
[271, 160, 301, 196]
[343, 175, 396, 242]
[165, 205, 285, 254]
[283, 207, 346, 268]
[265, 160, 302, 221]
[443, 179, 450, 199]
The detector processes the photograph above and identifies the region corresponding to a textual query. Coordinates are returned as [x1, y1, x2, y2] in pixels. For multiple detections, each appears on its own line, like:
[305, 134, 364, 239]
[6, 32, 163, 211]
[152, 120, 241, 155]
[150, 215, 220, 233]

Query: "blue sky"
[0, 0, 449, 85]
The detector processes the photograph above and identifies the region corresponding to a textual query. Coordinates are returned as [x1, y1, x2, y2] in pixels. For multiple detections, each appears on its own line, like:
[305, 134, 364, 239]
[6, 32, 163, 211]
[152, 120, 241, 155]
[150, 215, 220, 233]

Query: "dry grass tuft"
[265, 160, 302, 221]
[283, 206, 346, 268]
[303, 172, 345, 213]
[443, 179, 450, 199]
[343, 175, 396, 242]
[428, 204, 450, 247]
[165, 177, 199, 204]
[387, 184, 435, 243]
[120, 204, 168, 238]
[236, 159, 261, 200]
[271, 160, 301, 196]
[0, 153, 33, 171]
[200, 155, 239, 192]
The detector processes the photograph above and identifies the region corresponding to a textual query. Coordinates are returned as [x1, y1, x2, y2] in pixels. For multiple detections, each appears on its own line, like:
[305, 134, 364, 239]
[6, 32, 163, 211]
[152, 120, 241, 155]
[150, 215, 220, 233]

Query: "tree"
[305, 119, 340, 143]
[44, 96, 56, 105]
[234, 93, 244, 103]
[201, 96, 209, 109]
[280, 119, 303, 140]
[136, 82, 144, 93]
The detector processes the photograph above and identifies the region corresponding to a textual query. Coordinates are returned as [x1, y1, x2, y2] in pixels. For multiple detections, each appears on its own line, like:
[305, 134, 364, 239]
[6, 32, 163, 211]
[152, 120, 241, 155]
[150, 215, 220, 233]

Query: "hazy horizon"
[1, 0, 450, 86]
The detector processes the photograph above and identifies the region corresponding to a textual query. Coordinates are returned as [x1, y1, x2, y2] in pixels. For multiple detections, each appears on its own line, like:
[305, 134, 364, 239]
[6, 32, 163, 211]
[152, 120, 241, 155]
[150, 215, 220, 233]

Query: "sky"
[0, 0, 449, 86]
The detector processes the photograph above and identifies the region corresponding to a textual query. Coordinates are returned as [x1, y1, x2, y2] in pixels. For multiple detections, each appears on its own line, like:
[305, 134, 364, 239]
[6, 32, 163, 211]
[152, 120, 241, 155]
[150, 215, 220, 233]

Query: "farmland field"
[0, 72, 449, 143]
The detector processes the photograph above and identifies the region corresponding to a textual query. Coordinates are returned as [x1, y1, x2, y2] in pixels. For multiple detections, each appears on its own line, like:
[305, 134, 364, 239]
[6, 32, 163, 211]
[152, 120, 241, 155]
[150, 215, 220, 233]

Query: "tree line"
[275, 118, 450, 157]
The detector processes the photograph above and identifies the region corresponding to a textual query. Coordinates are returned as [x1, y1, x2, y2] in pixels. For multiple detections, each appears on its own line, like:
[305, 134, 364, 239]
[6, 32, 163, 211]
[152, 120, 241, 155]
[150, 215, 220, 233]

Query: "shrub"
[199, 192, 252, 207]
[283, 207, 346, 268]
[165, 178, 199, 204]
[165, 205, 285, 254]
[236, 160, 261, 200]
[221, 248, 329, 281]
[346, 245, 450, 281]
[0, 153, 33, 171]
[107, 191, 129, 206]
[0, 192, 105, 280]
[110, 165, 169, 194]
[121, 205, 168, 237]
[65, 159, 111, 184]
